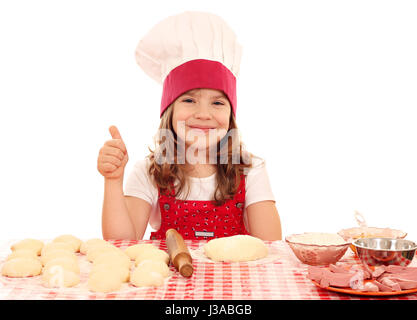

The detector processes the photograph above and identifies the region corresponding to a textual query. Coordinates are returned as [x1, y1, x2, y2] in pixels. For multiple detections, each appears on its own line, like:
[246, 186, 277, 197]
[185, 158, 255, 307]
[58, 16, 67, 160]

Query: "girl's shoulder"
[243, 151, 267, 174]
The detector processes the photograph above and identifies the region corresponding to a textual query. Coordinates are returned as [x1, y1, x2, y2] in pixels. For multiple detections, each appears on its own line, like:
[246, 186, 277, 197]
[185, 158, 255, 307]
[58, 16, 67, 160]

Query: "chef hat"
[135, 11, 242, 118]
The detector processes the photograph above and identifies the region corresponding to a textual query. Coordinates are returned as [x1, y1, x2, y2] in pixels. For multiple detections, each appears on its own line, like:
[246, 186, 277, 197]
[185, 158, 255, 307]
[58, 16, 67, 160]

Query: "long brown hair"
[147, 98, 253, 206]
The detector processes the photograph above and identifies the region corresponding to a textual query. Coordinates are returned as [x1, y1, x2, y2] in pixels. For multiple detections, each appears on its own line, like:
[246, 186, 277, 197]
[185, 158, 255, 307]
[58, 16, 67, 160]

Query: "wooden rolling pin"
[165, 228, 194, 277]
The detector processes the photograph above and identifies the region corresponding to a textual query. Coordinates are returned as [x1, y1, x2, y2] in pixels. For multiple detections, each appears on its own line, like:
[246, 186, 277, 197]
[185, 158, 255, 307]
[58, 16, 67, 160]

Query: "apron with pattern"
[150, 174, 249, 240]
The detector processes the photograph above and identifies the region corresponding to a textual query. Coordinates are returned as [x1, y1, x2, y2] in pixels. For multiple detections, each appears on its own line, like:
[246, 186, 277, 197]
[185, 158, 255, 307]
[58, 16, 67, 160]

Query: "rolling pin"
[165, 228, 194, 277]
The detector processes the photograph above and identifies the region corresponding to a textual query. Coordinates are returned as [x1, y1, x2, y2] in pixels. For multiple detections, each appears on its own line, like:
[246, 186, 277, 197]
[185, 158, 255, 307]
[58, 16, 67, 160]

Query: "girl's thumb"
[109, 125, 122, 140]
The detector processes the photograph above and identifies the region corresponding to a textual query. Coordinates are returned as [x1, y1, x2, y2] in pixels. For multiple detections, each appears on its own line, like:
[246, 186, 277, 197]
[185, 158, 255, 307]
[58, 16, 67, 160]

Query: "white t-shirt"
[124, 155, 276, 232]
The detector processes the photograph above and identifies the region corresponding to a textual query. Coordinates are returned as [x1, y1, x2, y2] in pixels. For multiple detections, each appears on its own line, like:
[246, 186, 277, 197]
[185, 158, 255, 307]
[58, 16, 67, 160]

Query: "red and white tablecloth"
[1, 239, 416, 300]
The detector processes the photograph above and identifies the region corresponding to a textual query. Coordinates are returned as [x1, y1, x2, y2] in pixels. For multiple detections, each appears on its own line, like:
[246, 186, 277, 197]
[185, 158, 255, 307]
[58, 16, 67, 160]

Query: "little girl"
[97, 11, 282, 241]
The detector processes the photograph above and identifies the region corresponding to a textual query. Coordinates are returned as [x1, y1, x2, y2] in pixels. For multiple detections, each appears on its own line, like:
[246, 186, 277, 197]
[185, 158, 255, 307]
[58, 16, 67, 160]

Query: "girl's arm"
[102, 179, 136, 240]
[246, 200, 282, 241]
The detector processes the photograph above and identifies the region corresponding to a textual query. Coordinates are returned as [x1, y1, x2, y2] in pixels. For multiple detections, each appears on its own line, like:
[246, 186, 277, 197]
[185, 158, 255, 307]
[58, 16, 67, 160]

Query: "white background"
[0, 0, 416, 242]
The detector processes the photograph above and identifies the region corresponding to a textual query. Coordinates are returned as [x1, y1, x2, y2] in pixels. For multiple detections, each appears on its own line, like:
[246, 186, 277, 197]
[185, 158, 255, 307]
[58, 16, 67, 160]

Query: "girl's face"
[172, 88, 231, 153]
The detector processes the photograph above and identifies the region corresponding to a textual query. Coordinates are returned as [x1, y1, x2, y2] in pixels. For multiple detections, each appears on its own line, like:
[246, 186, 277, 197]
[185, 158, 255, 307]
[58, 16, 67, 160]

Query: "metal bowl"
[353, 238, 417, 267]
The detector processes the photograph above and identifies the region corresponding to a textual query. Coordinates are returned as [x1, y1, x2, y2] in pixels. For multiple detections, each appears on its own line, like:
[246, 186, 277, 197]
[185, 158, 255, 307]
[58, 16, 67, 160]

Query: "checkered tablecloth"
[1, 239, 417, 300]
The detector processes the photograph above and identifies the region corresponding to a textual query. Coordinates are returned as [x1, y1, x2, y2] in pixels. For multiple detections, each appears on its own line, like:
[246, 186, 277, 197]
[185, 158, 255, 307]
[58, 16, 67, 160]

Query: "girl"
[97, 11, 282, 241]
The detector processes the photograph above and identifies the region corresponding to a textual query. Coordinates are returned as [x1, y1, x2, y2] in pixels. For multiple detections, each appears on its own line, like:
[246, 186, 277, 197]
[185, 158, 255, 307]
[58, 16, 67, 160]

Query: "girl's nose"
[193, 102, 212, 119]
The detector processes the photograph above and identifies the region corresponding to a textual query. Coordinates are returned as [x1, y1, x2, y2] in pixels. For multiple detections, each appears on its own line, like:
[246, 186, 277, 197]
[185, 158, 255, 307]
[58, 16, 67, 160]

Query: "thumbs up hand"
[97, 125, 129, 180]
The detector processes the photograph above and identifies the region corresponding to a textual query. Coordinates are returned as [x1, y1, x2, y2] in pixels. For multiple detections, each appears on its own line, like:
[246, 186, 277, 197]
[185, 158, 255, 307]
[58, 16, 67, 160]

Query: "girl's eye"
[182, 98, 194, 103]
[213, 101, 224, 106]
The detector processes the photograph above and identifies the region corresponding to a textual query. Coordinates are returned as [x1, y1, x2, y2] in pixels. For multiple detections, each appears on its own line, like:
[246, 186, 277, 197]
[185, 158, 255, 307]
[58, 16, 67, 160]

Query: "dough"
[135, 260, 170, 277]
[87, 269, 123, 293]
[41, 242, 74, 255]
[42, 266, 80, 288]
[93, 251, 131, 269]
[86, 244, 120, 262]
[44, 256, 80, 274]
[40, 249, 77, 266]
[124, 243, 158, 260]
[53, 235, 82, 252]
[80, 239, 109, 255]
[2, 257, 42, 277]
[11, 239, 44, 256]
[134, 248, 169, 266]
[130, 268, 164, 287]
[6, 249, 38, 261]
[91, 264, 130, 282]
[204, 235, 268, 262]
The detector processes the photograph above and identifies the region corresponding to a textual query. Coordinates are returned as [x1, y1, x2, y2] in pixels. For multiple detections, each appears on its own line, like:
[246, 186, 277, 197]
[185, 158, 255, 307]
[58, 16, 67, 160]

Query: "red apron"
[150, 174, 249, 240]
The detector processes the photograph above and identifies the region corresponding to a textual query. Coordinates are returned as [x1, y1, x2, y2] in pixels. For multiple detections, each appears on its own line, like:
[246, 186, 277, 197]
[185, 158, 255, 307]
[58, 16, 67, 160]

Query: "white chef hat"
[135, 11, 242, 117]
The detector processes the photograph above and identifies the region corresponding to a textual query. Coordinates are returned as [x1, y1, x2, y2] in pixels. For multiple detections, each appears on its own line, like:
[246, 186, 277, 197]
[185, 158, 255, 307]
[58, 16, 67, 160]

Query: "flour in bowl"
[289, 233, 347, 246]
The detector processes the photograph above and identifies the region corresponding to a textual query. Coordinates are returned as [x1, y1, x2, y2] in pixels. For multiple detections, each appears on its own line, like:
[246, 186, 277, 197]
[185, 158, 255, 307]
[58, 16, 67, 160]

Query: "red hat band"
[160, 59, 237, 118]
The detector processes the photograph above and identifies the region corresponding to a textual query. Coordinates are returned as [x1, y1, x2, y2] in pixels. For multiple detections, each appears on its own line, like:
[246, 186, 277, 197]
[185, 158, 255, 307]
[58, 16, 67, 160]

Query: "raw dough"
[130, 268, 164, 287]
[92, 251, 131, 269]
[6, 249, 38, 261]
[53, 235, 82, 252]
[2, 257, 42, 277]
[134, 248, 169, 266]
[42, 266, 80, 288]
[91, 264, 130, 282]
[44, 256, 80, 274]
[40, 249, 77, 266]
[86, 244, 120, 262]
[80, 239, 109, 255]
[135, 260, 170, 277]
[41, 242, 74, 255]
[87, 269, 123, 293]
[11, 239, 44, 256]
[124, 243, 158, 260]
[204, 235, 268, 262]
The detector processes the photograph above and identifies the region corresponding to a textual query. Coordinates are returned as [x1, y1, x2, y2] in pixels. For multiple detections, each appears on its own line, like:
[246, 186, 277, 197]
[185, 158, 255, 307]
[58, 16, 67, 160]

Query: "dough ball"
[130, 268, 164, 287]
[2, 257, 42, 277]
[11, 239, 44, 256]
[87, 269, 123, 293]
[135, 260, 170, 278]
[134, 248, 169, 266]
[44, 256, 80, 274]
[41, 242, 74, 255]
[42, 266, 80, 288]
[86, 244, 123, 263]
[124, 243, 158, 260]
[53, 235, 82, 252]
[80, 239, 109, 255]
[6, 249, 38, 261]
[204, 235, 268, 262]
[91, 264, 129, 282]
[93, 251, 131, 269]
[40, 249, 77, 266]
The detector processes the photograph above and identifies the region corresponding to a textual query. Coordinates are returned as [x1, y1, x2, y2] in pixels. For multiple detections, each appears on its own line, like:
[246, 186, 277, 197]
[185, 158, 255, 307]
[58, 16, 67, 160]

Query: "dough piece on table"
[87, 269, 123, 293]
[2, 257, 42, 277]
[86, 244, 125, 263]
[134, 248, 169, 266]
[204, 235, 268, 262]
[130, 260, 170, 287]
[91, 264, 130, 282]
[44, 256, 80, 274]
[52, 235, 82, 252]
[80, 239, 109, 255]
[93, 251, 131, 269]
[41, 242, 75, 255]
[124, 243, 158, 260]
[6, 249, 39, 261]
[40, 249, 78, 266]
[11, 239, 44, 256]
[42, 266, 80, 288]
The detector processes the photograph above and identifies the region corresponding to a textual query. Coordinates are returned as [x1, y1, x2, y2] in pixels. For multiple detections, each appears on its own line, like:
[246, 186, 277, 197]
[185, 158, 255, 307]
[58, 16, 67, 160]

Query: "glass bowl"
[285, 233, 351, 266]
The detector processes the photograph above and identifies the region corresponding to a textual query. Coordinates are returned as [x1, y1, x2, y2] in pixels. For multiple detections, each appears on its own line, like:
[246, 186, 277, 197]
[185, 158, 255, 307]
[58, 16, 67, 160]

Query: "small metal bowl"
[353, 238, 417, 267]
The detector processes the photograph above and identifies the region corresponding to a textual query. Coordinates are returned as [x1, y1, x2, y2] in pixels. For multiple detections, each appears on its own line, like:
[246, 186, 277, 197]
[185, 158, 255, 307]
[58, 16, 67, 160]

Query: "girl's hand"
[97, 125, 129, 181]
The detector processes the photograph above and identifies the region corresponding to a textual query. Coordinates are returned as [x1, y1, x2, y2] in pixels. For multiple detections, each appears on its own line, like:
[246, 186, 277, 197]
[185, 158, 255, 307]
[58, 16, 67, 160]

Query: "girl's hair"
[147, 95, 253, 206]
